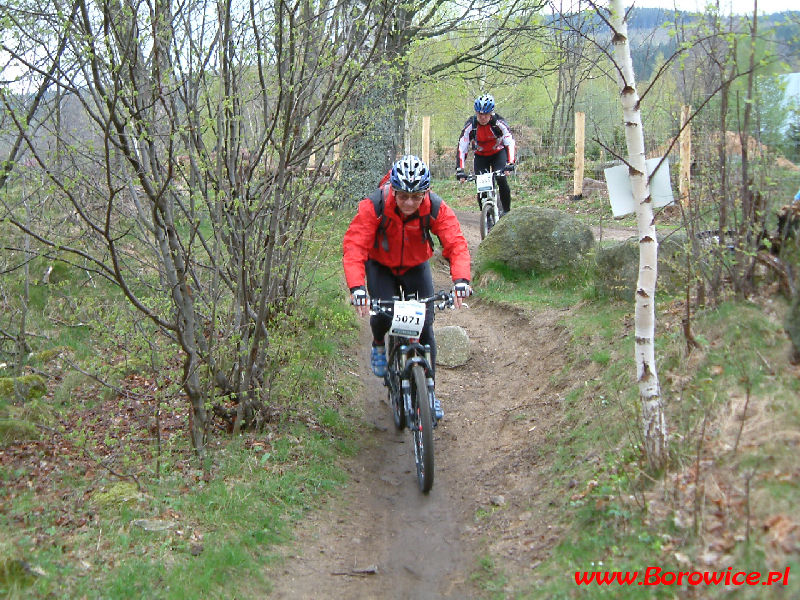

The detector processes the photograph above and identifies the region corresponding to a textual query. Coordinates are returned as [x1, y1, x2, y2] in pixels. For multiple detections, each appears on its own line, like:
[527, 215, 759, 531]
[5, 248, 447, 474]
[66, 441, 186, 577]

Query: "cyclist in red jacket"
[456, 94, 517, 214]
[343, 155, 472, 420]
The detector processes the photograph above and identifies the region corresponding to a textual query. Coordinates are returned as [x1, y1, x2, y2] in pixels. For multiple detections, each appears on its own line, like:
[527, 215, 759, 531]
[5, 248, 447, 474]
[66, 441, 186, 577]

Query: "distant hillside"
[616, 8, 800, 79]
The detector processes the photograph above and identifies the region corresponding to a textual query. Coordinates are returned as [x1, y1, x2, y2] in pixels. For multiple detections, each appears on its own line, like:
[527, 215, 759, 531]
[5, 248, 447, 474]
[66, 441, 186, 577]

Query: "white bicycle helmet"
[390, 155, 431, 192]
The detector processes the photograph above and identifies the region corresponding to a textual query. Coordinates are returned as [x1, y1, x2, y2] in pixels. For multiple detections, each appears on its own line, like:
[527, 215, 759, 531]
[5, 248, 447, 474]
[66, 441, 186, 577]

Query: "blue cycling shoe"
[433, 395, 444, 422]
[370, 345, 387, 377]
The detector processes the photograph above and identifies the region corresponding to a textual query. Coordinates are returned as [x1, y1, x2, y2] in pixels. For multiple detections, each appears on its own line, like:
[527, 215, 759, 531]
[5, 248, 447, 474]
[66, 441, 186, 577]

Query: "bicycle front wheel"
[480, 202, 495, 239]
[411, 364, 434, 493]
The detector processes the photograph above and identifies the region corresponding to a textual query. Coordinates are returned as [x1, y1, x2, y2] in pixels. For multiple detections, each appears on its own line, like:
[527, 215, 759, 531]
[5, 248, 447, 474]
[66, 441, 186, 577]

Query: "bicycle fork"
[400, 382, 436, 430]
[401, 379, 412, 425]
[399, 345, 436, 430]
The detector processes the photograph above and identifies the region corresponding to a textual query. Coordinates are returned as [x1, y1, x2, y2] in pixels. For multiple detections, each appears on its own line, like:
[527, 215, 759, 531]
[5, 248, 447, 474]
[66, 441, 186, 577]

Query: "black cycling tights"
[474, 148, 511, 213]
[365, 259, 436, 376]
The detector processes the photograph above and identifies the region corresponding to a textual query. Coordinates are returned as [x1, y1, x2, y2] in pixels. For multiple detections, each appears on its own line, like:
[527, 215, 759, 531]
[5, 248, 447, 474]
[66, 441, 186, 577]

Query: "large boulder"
[594, 230, 688, 299]
[435, 325, 470, 367]
[474, 206, 594, 277]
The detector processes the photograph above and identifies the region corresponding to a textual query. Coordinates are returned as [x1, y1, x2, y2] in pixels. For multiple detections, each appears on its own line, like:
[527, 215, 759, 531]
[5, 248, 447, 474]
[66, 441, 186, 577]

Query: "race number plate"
[389, 300, 425, 338]
[476, 172, 494, 192]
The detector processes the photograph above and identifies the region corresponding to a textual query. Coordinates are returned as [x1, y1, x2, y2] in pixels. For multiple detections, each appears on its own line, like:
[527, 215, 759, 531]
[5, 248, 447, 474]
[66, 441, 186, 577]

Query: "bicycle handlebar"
[370, 291, 454, 313]
[463, 169, 508, 182]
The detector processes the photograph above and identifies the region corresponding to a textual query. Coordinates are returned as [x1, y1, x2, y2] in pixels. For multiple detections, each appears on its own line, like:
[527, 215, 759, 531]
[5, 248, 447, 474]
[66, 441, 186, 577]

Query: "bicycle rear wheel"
[411, 364, 434, 493]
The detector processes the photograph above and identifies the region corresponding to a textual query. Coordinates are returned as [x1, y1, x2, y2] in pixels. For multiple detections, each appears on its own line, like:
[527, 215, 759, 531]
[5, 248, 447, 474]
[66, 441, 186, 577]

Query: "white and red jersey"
[456, 113, 516, 169]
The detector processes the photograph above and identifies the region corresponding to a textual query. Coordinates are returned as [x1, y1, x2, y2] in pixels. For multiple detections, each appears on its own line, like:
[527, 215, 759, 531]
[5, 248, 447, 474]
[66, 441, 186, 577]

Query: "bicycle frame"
[467, 170, 506, 240]
[374, 292, 449, 423]
[387, 337, 434, 424]
[370, 291, 453, 492]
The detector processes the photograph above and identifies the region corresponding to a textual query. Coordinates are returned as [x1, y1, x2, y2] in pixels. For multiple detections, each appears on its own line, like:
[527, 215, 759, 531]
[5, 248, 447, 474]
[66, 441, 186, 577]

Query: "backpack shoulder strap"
[491, 113, 510, 138]
[467, 115, 478, 142]
[367, 187, 390, 252]
[428, 192, 442, 218]
[489, 113, 501, 137]
[420, 192, 443, 251]
[367, 187, 383, 211]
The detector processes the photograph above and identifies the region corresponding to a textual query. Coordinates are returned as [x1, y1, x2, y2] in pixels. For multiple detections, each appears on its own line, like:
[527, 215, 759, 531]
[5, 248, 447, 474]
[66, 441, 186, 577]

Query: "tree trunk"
[716, 75, 729, 301]
[736, 5, 759, 296]
[338, 80, 397, 205]
[609, 0, 668, 471]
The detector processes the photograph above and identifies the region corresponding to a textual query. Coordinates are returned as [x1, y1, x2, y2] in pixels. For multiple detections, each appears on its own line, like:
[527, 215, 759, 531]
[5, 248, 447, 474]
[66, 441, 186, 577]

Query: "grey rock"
[475, 206, 594, 278]
[594, 230, 687, 300]
[435, 325, 470, 367]
[132, 519, 176, 532]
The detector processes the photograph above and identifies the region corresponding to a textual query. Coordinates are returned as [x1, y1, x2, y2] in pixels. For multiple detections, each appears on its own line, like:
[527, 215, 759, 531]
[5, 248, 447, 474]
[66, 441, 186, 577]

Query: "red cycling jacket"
[343, 185, 471, 290]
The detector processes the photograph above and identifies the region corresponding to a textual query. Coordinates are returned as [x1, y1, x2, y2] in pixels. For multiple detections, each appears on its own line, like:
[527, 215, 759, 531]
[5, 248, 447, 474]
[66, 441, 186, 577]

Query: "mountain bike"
[370, 290, 454, 493]
[466, 170, 507, 240]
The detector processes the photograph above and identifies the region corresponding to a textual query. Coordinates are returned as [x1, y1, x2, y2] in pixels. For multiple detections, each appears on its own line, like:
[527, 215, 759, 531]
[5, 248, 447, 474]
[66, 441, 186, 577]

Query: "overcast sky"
[629, 0, 797, 14]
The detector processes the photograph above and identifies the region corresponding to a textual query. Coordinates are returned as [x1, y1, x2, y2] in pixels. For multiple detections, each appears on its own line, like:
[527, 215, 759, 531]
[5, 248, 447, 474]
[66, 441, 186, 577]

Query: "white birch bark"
[609, 0, 668, 470]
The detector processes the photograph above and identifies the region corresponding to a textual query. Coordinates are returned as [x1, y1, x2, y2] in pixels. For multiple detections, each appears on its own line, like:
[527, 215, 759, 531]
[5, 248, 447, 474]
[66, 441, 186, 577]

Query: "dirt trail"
[266, 211, 618, 598]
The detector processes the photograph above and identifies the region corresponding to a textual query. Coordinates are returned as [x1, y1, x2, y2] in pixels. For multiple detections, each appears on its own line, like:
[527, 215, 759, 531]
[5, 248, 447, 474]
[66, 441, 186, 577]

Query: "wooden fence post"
[680, 105, 691, 206]
[573, 111, 585, 199]
[421, 116, 431, 165]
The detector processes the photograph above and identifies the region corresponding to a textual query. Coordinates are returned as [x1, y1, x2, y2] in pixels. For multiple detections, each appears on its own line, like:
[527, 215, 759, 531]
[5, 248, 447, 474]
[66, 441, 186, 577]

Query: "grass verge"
[468, 261, 799, 599]
[0, 212, 364, 599]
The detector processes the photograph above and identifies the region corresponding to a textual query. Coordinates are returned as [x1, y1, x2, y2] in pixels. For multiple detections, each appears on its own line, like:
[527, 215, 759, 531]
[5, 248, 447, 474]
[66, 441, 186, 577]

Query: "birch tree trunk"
[608, 0, 668, 470]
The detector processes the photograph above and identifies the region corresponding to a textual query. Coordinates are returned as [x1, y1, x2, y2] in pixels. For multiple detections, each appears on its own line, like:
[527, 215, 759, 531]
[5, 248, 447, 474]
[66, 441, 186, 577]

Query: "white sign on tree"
[604, 158, 675, 218]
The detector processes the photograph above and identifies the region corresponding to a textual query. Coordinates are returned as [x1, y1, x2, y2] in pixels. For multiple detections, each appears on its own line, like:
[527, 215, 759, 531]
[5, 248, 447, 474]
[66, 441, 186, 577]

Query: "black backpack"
[367, 185, 442, 253]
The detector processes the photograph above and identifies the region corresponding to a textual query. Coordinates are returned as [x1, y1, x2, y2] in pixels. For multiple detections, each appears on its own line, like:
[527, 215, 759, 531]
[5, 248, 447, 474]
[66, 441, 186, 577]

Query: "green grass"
[527, 517, 684, 599]
[0, 210, 365, 599]
[12, 432, 347, 599]
[476, 266, 594, 311]
[469, 240, 799, 599]
[471, 555, 509, 599]
[4, 354, 360, 600]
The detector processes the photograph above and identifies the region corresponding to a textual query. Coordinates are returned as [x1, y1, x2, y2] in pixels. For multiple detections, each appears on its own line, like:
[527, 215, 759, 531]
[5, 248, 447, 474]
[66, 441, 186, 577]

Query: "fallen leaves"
[764, 514, 800, 553]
